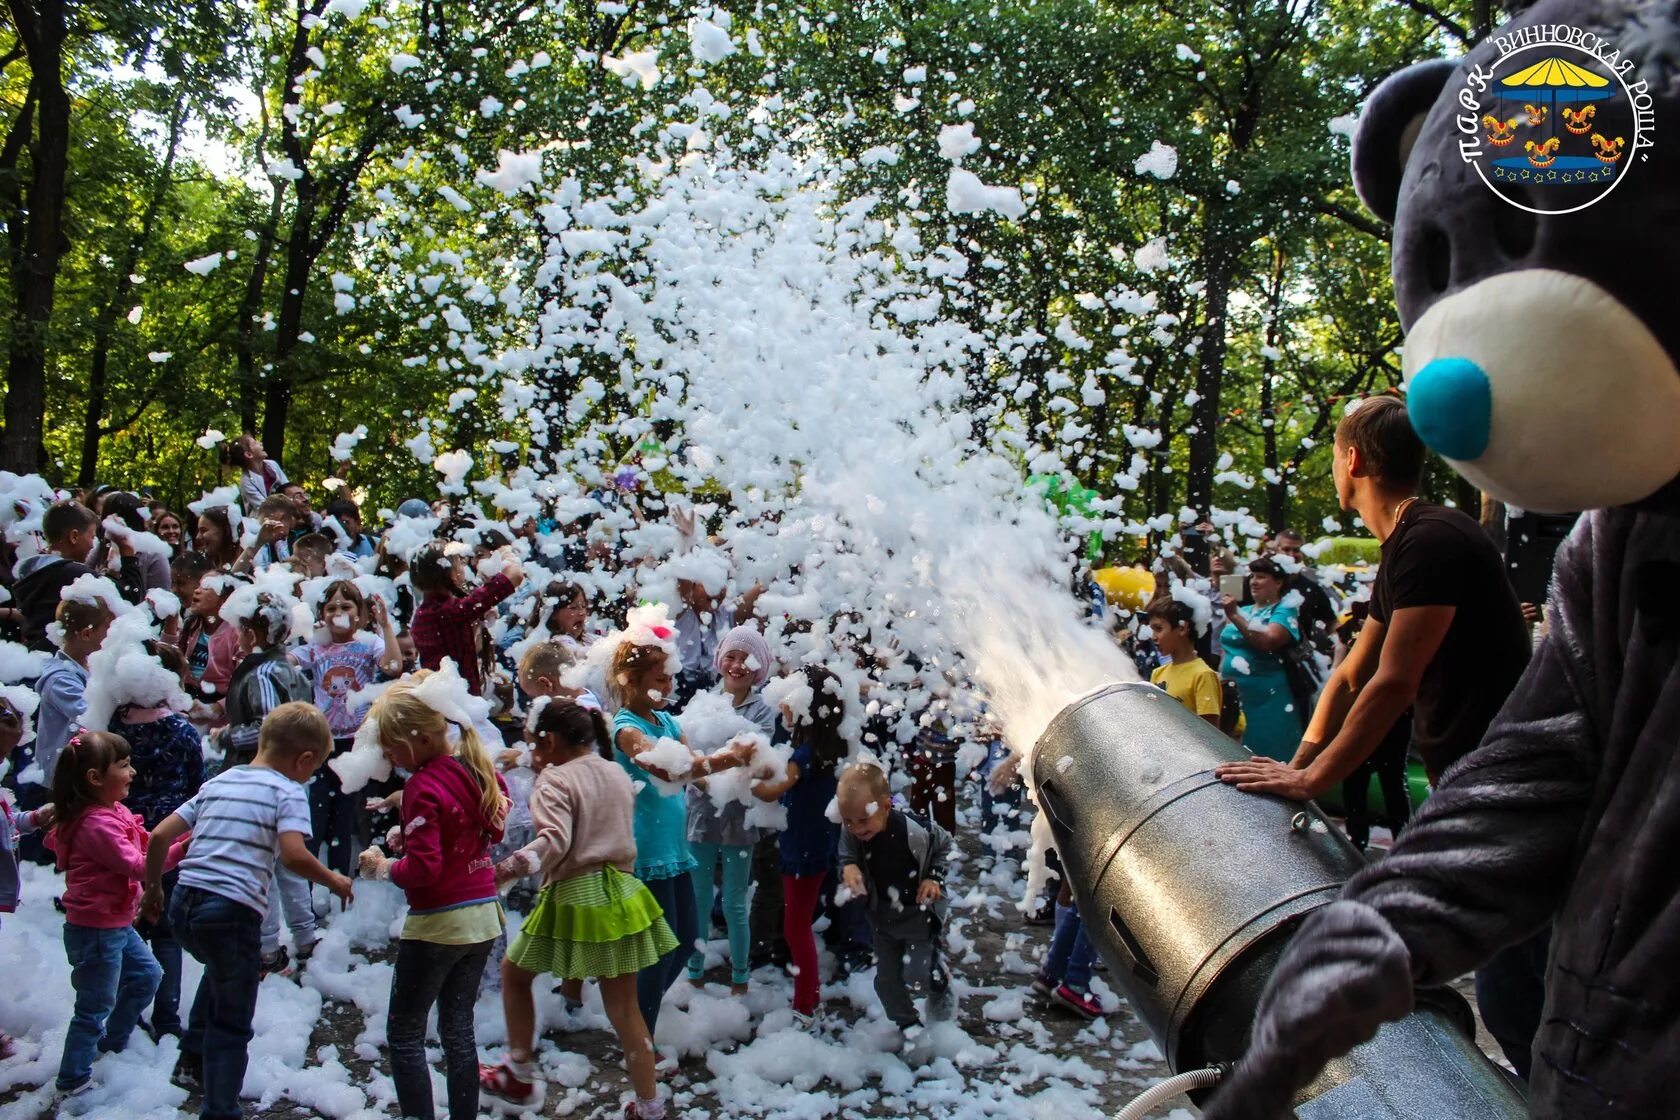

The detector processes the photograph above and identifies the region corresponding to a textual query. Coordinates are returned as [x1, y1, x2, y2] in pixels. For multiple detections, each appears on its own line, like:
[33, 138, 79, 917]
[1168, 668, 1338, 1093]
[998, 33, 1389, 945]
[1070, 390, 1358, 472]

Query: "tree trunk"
[262, 186, 317, 461]
[79, 92, 188, 484]
[1259, 247, 1287, 531]
[2, 0, 70, 474]
[1186, 203, 1236, 519]
[235, 186, 282, 435]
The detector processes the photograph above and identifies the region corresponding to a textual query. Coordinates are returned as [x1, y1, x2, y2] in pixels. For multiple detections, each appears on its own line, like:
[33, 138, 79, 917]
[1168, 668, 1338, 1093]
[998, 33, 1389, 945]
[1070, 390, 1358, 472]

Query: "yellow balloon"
[1093, 566, 1155, 611]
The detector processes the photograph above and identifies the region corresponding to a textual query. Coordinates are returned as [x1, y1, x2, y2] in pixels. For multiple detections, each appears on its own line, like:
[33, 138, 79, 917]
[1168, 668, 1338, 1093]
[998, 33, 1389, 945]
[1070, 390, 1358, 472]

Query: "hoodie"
[32, 652, 89, 787]
[13, 554, 138, 651]
[387, 754, 507, 914]
[46, 804, 188, 928]
[220, 645, 310, 765]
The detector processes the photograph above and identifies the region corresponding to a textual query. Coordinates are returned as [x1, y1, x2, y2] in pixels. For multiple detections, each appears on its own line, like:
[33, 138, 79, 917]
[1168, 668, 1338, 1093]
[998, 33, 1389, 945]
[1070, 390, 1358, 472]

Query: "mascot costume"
[1203, 0, 1680, 1116]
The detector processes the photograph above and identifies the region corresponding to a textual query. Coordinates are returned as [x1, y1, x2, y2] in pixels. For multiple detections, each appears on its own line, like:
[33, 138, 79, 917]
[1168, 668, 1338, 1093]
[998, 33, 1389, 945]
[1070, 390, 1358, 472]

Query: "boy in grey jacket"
[838, 763, 955, 1034]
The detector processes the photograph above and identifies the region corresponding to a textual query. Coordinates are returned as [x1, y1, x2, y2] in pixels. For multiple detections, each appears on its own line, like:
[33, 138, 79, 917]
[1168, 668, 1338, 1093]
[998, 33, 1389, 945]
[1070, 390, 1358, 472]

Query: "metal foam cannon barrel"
[1032, 682, 1525, 1118]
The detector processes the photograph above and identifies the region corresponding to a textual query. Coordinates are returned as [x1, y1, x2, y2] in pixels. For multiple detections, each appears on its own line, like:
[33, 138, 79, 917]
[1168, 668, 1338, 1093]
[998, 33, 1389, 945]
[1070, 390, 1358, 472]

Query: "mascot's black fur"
[1203, 2, 1680, 1117]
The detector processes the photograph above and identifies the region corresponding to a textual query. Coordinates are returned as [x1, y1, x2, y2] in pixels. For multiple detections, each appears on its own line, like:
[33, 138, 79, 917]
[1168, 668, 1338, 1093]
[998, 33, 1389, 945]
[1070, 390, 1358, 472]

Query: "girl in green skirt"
[480, 697, 677, 1120]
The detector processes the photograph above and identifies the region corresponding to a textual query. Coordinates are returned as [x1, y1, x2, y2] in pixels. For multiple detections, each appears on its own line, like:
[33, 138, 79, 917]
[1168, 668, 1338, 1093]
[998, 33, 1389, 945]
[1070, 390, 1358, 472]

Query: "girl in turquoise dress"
[605, 630, 754, 1041]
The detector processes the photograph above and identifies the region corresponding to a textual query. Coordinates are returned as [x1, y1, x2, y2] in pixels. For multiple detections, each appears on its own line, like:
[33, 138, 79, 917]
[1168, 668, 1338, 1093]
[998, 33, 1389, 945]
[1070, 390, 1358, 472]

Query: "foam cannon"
[1031, 683, 1525, 1119]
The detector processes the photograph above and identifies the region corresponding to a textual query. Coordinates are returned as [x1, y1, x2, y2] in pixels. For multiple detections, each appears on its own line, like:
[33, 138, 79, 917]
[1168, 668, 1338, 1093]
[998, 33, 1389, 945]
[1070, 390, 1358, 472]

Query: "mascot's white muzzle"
[1402, 269, 1680, 513]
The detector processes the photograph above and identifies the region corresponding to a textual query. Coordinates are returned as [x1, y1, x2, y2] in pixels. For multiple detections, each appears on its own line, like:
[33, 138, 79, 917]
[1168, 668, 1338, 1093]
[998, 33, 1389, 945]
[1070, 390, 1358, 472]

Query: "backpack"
[1279, 638, 1324, 730]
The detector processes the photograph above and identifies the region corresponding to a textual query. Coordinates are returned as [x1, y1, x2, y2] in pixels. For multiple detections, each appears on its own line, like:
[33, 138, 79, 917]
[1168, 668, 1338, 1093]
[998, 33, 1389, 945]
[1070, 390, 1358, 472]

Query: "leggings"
[638, 873, 697, 1037]
[388, 937, 494, 1120]
[782, 873, 826, 1015]
[688, 842, 753, 985]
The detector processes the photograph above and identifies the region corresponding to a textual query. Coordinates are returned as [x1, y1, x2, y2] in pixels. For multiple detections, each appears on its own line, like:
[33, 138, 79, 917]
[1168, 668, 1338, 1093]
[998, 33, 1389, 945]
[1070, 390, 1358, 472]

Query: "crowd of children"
[0, 440, 1431, 1120]
[0, 469, 1008, 1119]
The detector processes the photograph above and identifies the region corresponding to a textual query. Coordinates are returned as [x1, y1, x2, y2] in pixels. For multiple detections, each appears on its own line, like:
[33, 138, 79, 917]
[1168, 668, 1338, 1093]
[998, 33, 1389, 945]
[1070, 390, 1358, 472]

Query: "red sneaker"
[1051, 983, 1104, 1020]
[480, 1059, 546, 1114]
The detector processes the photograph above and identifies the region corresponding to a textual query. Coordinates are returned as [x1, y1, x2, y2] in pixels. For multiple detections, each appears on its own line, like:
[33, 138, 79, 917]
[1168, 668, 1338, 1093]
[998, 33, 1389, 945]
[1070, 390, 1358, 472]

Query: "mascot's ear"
[1351, 59, 1459, 226]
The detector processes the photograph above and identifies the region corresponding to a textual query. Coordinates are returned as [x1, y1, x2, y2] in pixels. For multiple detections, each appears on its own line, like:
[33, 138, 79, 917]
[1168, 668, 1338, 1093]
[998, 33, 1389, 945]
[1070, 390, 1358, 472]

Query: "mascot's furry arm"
[1201, 519, 1600, 1119]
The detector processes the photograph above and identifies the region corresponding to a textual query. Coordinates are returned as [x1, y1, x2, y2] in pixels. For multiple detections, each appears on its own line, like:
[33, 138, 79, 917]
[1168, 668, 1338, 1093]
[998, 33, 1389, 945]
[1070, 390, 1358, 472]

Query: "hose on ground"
[1114, 1064, 1226, 1120]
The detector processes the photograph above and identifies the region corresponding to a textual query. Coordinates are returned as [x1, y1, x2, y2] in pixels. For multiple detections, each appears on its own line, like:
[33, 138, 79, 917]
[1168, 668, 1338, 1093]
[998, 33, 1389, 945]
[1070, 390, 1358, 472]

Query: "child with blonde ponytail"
[357, 673, 509, 1120]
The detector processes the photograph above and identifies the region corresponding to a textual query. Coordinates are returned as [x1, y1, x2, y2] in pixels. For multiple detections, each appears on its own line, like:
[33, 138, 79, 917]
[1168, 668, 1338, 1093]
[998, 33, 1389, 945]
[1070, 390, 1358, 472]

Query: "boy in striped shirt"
[142, 703, 353, 1118]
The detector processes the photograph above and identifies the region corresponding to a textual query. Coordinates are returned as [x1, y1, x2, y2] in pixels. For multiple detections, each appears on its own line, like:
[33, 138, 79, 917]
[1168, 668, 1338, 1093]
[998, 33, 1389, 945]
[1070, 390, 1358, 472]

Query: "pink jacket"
[388, 755, 507, 915]
[47, 805, 187, 928]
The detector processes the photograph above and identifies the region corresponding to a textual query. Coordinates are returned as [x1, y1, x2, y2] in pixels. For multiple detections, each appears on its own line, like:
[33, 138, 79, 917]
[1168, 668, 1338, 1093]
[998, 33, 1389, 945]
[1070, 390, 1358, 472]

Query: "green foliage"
[0, 0, 1485, 537]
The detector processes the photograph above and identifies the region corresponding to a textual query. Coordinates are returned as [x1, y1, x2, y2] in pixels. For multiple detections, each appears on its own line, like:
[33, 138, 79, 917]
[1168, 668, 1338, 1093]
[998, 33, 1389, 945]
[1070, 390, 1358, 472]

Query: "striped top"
[174, 765, 312, 914]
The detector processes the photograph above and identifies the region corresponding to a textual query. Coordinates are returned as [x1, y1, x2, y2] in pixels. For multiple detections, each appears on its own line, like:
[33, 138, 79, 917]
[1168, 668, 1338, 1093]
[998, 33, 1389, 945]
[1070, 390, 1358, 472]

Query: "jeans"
[259, 860, 317, 957]
[135, 871, 184, 1032]
[308, 739, 359, 876]
[1476, 926, 1552, 1080]
[688, 842, 753, 984]
[782, 873, 825, 1015]
[173, 885, 264, 1120]
[638, 872, 697, 1035]
[1041, 903, 1096, 993]
[388, 937, 495, 1120]
[57, 924, 163, 1090]
[872, 907, 953, 1029]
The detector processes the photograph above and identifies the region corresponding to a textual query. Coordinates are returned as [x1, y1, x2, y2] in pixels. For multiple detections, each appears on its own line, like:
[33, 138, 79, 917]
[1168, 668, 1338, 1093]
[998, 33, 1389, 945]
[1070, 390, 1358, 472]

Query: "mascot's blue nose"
[1407, 357, 1492, 461]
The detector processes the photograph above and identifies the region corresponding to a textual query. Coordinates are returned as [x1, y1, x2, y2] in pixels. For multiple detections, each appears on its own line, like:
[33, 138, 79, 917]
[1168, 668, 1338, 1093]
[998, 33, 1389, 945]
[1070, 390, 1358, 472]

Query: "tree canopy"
[0, 0, 1485, 557]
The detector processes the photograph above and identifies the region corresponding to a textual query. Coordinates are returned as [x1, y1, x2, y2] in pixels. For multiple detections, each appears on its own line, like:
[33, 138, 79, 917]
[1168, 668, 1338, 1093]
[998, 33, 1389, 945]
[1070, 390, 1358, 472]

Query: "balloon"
[1028, 474, 1103, 560]
[1092, 566, 1155, 612]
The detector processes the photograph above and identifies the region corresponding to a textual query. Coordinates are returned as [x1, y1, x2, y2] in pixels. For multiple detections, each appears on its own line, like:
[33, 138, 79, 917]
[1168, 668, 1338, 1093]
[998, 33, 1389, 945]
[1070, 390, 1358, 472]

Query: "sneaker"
[0, 1032, 13, 1060]
[623, 1100, 668, 1120]
[171, 1051, 203, 1092]
[140, 1017, 183, 1044]
[480, 1059, 545, 1113]
[54, 1076, 92, 1102]
[1050, 983, 1103, 1021]
[1030, 974, 1055, 1000]
[791, 1009, 822, 1032]
[259, 946, 290, 979]
[1025, 902, 1056, 927]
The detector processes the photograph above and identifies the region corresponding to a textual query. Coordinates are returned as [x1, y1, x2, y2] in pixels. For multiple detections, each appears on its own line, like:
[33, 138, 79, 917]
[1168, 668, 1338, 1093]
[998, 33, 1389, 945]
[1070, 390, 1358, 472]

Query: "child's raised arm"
[615, 725, 752, 784]
[499, 776, 575, 885]
[752, 758, 802, 802]
[381, 784, 445, 888]
[279, 831, 354, 907]
[141, 812, 191, 920]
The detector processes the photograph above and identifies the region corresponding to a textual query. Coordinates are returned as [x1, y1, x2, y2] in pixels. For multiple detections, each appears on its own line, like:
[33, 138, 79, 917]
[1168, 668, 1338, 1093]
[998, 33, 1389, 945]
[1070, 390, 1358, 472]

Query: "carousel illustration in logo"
[1457, 26, 1655, 215]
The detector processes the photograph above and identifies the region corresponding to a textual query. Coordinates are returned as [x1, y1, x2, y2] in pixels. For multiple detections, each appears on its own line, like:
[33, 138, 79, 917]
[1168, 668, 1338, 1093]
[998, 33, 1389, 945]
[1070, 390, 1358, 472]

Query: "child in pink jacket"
[46, 731, 189, 1100]
[356, 674, 509, 1120]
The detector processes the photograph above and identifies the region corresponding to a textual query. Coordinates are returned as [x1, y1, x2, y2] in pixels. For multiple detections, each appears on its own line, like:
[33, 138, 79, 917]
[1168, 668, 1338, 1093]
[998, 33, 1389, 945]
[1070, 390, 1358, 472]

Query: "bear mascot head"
[1198, 4, 1680, 1119]
[1351, 0, 1680, 514]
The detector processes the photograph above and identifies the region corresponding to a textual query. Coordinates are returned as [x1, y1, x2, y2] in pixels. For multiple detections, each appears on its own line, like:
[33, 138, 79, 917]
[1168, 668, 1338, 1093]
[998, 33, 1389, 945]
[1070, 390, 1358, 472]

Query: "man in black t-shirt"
[1214, 394, 1538, 1076]
[1216, 396, 1530, 797]
[1366, 504, 1530, 781]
